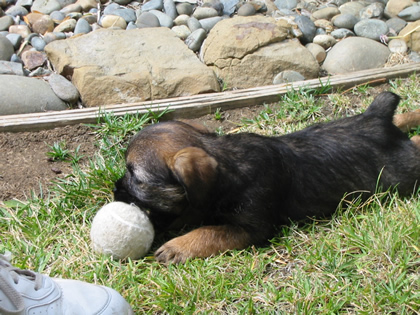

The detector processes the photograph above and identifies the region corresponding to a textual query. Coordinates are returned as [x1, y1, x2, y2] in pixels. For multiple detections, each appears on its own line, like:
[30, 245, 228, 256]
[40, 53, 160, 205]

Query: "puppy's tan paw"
[155, 236, 195, 264]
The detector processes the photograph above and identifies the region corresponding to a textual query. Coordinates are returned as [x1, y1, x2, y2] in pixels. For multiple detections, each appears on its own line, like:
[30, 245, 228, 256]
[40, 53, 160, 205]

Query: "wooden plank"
[1, 63, 419, 132]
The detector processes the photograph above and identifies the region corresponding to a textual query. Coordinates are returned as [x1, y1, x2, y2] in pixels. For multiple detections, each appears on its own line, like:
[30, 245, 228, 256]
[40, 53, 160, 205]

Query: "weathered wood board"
[1, 63, 419, 132]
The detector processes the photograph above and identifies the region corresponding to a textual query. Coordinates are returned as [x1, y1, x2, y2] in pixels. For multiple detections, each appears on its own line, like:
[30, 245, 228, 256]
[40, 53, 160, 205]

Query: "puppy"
[114, 92, 420, 263]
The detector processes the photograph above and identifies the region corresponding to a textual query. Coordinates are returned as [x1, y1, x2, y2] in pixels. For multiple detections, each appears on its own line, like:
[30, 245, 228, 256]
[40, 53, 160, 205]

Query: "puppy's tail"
[364, 91, 400, 121]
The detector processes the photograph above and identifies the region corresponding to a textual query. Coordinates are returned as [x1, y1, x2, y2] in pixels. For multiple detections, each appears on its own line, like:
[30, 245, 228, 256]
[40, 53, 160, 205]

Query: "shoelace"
[0, 255, 43, 291]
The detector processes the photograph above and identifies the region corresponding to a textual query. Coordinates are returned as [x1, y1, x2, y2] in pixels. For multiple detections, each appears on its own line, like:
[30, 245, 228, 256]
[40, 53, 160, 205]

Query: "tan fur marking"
[394, 109, 420, 132]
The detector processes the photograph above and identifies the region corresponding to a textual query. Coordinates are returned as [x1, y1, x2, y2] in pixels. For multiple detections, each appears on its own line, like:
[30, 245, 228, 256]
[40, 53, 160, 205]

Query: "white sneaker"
[0, 254, 133, 315]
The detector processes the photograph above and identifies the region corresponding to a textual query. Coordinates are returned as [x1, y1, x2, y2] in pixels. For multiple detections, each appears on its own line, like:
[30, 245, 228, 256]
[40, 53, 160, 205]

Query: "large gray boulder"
[0, 75, 68, 115]
[45, 28, 220, 107]
[322, 37, 390, 75]
[201, 16, 319, 89]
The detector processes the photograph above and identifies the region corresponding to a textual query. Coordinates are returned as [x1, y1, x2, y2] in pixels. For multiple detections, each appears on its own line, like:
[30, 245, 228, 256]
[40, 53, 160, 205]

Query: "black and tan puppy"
[114, 92, 420, 263]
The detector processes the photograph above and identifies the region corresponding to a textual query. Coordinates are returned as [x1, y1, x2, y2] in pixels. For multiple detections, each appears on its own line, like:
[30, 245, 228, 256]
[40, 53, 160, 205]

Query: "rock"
[112, 8, 137, 23]
[50, 10, 65, 22]
[305, 43, 326, 63]
[314, 19, 333, 32]
[398, 6, 420, 22]
[172, 24, 190, 39]
[273, 0, 297, 10]
[28, 13, 55, 35]
[193, 7, 219, 19]
[354, 19, 388, 41]
[0, 61, 24, 75]
[338, 1, 365, 17]
[220, 0, 238, 15]
[359, 2, 384, 19]
[47, 73, 80, 103]
[312, 7, 340, 20]
[273, 70, 304, 84]
[176, 2, 192, 15]
[54, 18, 77, 32]
[45, 28, 220, 107]
[9, 25, 31, 38]
[141, 0, 163, 12]
[114, 0, 131, 5]
[185, 27, 206, 51]
[399, 20, 420, 53]
[199, 16, 223, 32]
[43, 31, 66, 44]
[75, 0, 97, 11]
[295, 15, 316, 44]
[386, 17, 407, 35]
[312, 34, 336, 49]
[136, 12, 160, 28]
[60, 3, 82, 14]
[163, 0, 177, 20]
[6, 5, 28, 17]
[31, 36, 47, 50]
[388, 39, 407, 53]
[174, 14, 189, 26]
[102, 15, 127, 29]
[187, 16, 202, 32]
[21, 50, 47, 70]
[0, 75, 68, 115]
[0, 16, 14, 31]
[149, 10, 173, 28]
[331, 28, 354, 39]
[384, 0, 414, 18]
[74, 17, 92, 34]
[31, 0, 62, 14]
[332, 13, 358, 29]
[6, 33, 22, 50]
[322, 37, 390, 75]
[0, 35, 14, 61]
[237, 3, 256, 16]
[103, 2, 119, 15]
[202, 0, 223, 15]
[201, 16, 318, 89]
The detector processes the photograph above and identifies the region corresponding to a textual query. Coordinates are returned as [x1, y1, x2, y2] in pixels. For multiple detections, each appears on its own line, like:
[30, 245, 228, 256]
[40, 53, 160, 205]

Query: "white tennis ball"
[90, 201, 154, 260]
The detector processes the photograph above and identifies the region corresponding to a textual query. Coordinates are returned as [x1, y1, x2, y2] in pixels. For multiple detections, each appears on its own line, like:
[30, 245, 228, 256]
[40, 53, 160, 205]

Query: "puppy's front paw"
[155, 236, 194, 264]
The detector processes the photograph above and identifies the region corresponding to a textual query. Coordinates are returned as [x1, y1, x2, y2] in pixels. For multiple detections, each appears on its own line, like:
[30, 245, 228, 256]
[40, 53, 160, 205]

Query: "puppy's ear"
[168, 147, 218, 205]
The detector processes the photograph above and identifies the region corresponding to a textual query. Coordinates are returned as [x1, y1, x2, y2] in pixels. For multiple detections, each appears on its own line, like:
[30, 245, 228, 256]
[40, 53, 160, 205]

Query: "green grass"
[1, 77, 420, 314]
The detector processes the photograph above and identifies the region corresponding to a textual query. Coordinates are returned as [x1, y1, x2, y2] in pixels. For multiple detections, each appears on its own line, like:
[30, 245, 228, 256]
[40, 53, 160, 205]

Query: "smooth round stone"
[16, 0, 33, 7]
[332, 13, 358, 29]
[386, 17, 407, 34]
[0, 60, 24, 75]
[149, 10, 173, 28]
[312, 6, 340, 20]
[6, 33, 22, 49]
[30, 14, 55, 35]
[31, 0, 62, 14]
[273, 70, 305, 84]
[354, 19, 389, 41]
[388, 39, 408, 53]
[193, 7, 218, 19]
[5, 5, 28, 17]
[315, 28, 326, 36]
[141, 0, 163, 12]
[185, 28, 206, 51]
[54, 18, 77, 32]
[75, 0, 97, 11]
[102, 15, 127, 29]
[113, 8, 137, 23]
[331, 28, 354, 39]
[0, 35, 14, 61]
[172, 24, 191, 39]
[43, 31, 66, 43]
[10, 54, 23, 64]
[74, 17, 92, 34]
[295, 15, 316, 44]
[199, 16, 222, 32]
[314, 19, 333, 31]
[126, 21, 137, 29]
[398, 6, 420, 22]
[9, 25, 31, 38]
[103, 2, 120, 15]
[113, 0, 131, 5]
[174, 14, 189, 26]
[273, 0, 297, 10]
[31, 36, 46, 50]
[359, 2, 384, 19]
[65, 11, 82, 19]
[203, 0, 223, 15]
[338, 1, 365, 17]
[81, 14, 97, 24]
[164, 0, 177, 20]
[56, 0, 75, 8]
[60, 3, 82, 14]
[187, 16, 201, 32]
[50, 10, 66, 22]
[48, 73, 80, 103]
[0, 16, 14, 31]
[136, 11, 160, 27]
[385, 0, 414, 18]
[221, 0, 239, 15]
[305, 43, 326, 63]
[313, 34, 336, 49]
[176, 2, 192, 15]
[237, 3, 256, 16]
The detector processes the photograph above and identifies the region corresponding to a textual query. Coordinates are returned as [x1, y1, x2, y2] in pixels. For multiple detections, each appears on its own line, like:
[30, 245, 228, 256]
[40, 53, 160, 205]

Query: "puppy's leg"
[155, 225, 251, 264]
[411, 135, 420, 149]
[394, 109, 420, 132]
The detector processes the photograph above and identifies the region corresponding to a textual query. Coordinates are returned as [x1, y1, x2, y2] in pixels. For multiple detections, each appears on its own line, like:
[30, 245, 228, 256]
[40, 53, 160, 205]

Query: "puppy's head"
[114, 121, 218, 229]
